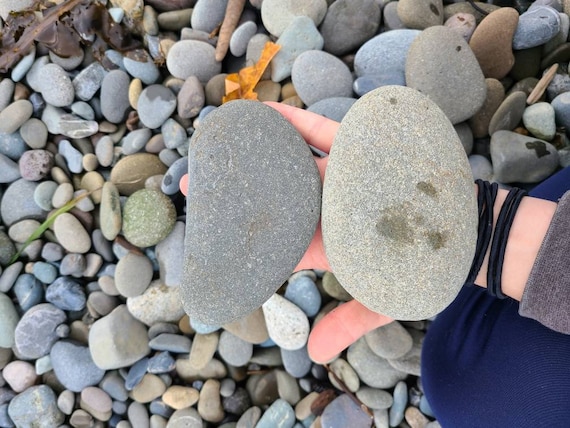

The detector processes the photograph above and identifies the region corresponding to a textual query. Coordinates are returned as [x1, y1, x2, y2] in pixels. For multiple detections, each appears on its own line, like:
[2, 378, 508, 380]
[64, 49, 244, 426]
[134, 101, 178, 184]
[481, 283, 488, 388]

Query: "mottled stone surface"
[181, 100, 321, 325]
[322, 86, 477, 320]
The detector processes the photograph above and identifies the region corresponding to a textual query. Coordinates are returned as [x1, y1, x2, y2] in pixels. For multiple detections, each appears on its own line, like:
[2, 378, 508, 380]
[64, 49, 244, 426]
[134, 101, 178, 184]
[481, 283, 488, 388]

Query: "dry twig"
[215, 0, 246, 62]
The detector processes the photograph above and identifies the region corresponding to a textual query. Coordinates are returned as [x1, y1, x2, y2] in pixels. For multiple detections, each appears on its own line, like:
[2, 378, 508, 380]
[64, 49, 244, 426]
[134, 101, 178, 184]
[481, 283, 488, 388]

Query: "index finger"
[265, 101, 339, 154]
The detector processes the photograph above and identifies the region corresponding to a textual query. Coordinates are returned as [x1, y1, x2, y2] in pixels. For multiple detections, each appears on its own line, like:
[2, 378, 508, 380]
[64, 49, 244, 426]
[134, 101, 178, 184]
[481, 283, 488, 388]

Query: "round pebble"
[122, 189, 177, 248]
[2, 360, 37, 393]
[261, 0, 328, 37]
[39, 63, 75, 107]
[166, 40, 222, 83]
[262, 294, 310, 351]
[162, 386, 200, 410]
[53, 213, 92, 254]
[115, 252, 154, 298]
[218, 330, 254, 367]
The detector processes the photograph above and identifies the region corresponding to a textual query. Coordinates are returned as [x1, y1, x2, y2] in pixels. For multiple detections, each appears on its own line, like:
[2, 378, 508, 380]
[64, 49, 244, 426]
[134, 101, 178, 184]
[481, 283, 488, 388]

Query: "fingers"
[265, 101, 339, 154]
[294, 222, 330, 272]
[179, 174, 189, 196]
[307, 300, 394, 364]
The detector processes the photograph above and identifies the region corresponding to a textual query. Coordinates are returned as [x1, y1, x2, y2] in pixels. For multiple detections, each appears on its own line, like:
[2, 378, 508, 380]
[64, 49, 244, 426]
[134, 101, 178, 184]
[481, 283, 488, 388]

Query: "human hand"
[179, 102, 394, 364]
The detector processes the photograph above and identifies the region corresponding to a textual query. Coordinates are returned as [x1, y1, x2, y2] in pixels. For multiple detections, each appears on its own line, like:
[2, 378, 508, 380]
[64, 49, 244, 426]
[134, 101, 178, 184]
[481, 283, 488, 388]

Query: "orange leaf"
[223, 41, 281, 103]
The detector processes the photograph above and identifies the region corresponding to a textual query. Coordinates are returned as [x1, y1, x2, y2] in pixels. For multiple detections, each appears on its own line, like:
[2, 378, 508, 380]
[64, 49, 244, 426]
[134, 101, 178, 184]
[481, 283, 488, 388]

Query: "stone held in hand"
[322, 85, 478, 321]
[181, 100, 321, 325]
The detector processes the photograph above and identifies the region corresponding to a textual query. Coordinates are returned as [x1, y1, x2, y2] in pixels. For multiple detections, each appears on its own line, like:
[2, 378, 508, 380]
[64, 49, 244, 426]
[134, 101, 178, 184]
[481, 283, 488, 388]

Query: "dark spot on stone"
[430, 3, 440, 15]
[525, 140, 550, 158]
[456, 46, 462, 52]
[376, 205, 414, 244]
[416, 181, 437, 197]
[426, 230, 447, 250]
[389, 97, 397, 105]
[163, 175, 172, 186]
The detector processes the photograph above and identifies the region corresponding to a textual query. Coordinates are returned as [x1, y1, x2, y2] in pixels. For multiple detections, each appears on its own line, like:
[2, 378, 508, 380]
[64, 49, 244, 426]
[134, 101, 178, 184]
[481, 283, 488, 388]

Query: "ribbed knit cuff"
[519, 191, 570, 335]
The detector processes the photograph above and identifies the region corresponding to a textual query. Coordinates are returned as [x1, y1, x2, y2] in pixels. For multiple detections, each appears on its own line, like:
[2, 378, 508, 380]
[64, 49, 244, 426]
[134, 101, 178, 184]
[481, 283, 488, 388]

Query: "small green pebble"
[122, 189, 176, 248]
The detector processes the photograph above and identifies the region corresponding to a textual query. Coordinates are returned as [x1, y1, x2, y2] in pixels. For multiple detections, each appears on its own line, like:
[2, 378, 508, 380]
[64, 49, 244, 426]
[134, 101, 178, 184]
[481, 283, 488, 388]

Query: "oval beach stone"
[181, 100, 321, 325]
[322, 86, 478, 320]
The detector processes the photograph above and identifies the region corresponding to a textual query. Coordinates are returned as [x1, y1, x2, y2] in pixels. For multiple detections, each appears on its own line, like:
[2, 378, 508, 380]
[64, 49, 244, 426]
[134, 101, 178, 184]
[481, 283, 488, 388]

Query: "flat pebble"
[197, 379, 224, 423]
[469, 7, 518, 79]
[347, 337, 408, 389]
[405, 25, 486, 124]
[100, 372, 129, 401]
[50, 341, 105, 392]
[280, 346, 312, 379]
[1, 178, 47, 227]
[389, 381, 408, 427]
[0, 153, 20, 183]
[80, 386, 113, 421]
[187, 332, 220, 370]
[271, 16, 324, 83]
[513, 5, 561, 49]
[3, 360, 36, 392]
[0, 293, 19, 348]
[320, 0, 380, 56]
[230, 21, 257, 58]
[8, 385, 64, 428]
[355, 387, 393, 410]
[101, 70, 131, 123]
[131, 374, 166, 403]
[54, 212, 92, 253]
[125, 357, 149, 391]
[261, 0, 328, 37]
[291, 50, 353, 106]
[115, 252, 153, 297]
[162, 386, 200, 410]
[262, 294, 309, 351]
[354, 29, 421, 82]
[322, 86, 477, 320]
[397, 0, 444, 29]
[13, 274, 44, 312]
[177, 76, 205, 119]
[166, 40, 222, 83]
[0, 262, 22, 293]
[149, 333, 192, 353]
[73, 62, 107, 102]
[523, 102, 556, 140]
[387, 330, 423, 376]
[364, 321, 413, 359]
[89, 305, 150, 370]
[284, 276, 321, 317]
[190, 0, 228, 32]
[490, 130, 559, 183]
[46, 276, 87, 311]
[122, 189, 177, 247]
[39, 63, 75, 107]
[137, 84, 177, 129]
[222, 307, 269, 345]
[176, 357, 227, 382]
[218, 330, 254, 367]
[321, 394, 372, 428]
[255, 398, 295, 428]
[181, 100, 320, 325]
[59, 114, 99, 139]
[124, 49, 160, 84]
[0, 100, 33, 133]
[148, 351, 176, 374]
[19, 117, 47, 148]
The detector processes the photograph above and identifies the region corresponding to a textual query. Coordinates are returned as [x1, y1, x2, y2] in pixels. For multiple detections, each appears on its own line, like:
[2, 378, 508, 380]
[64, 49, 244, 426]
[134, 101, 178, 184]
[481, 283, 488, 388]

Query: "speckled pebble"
[127, 280, 186, 326]
[8, 385, 64, 428]
[122, 189, 177, 248]
[39, 63, 75, 107]
[73, 62, 107, 102]
[19, 149, 54, 181]
[262, 294, 309, 351]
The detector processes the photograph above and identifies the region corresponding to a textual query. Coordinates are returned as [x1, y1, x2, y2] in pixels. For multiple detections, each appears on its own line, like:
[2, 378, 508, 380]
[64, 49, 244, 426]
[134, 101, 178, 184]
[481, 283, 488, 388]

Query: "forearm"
[473, 188, 558, 302]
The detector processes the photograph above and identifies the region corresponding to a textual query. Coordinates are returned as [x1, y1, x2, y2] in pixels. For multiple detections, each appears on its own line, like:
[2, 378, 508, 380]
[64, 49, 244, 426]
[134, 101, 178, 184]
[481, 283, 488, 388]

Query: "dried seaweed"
[0, 0, 141, 74]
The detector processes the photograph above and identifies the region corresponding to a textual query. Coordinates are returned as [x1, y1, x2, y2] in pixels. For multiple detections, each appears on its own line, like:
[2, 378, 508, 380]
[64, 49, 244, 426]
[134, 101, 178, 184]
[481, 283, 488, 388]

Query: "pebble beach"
[0, 0, 568, 427]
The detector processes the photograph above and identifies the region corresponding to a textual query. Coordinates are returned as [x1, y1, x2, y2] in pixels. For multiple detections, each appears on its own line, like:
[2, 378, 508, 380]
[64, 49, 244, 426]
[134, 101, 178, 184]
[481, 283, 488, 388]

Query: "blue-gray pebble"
[137, 85, 177, 129]
[123, 49, 160, 85]
[281, 346, 312, 378]
[307, 97, 356, 123]
[389, 381, 408, 427]
[125, 357, 149, 390]
[284, 276, 321, 317]
[181, 100, 321, 325]
[101, 70, 131, 123]
[321, 394, 372, 428]
[513, 5, 561, 49]
[13, 303, 66, 359]
[45, 276, 87, 311]
[50, 341, 105, 392]
[353, 73, 406, 97]
[255, 398, 295, 428]
[13, 273, 44, 312]
[162, 156, 188, 195]
[291, 50, 353, 106]
[148, 352, 176, 374]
